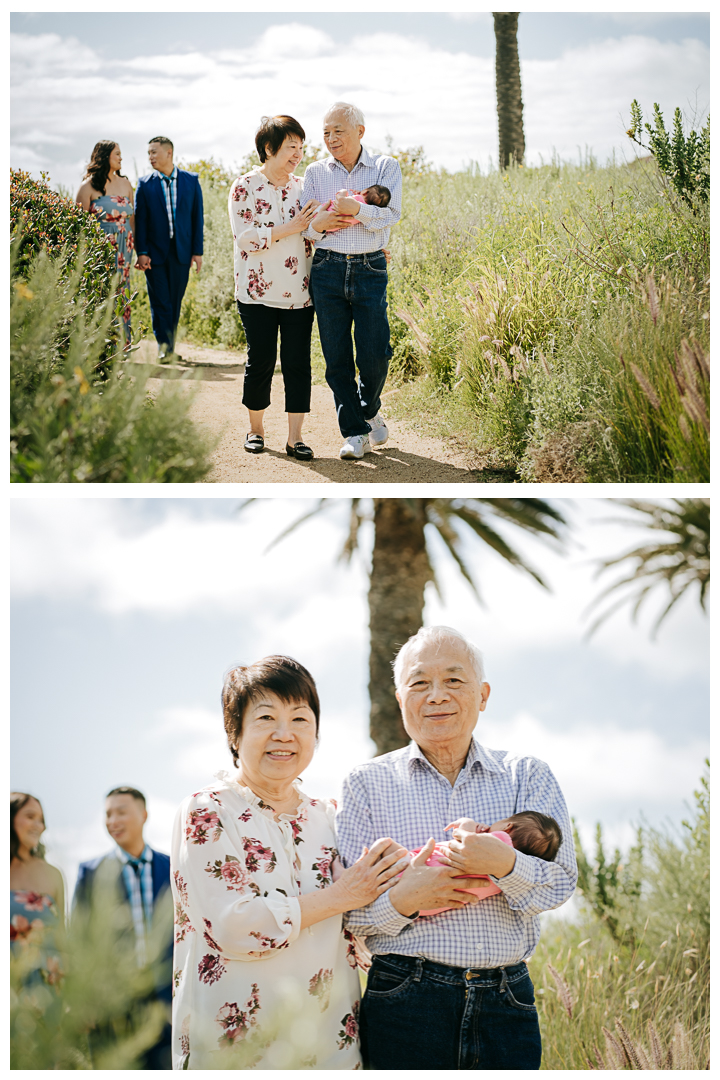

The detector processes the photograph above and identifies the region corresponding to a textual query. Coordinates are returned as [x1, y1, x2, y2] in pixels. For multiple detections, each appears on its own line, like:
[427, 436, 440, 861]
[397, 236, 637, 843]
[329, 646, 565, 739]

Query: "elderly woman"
[171, 656, 405, 1069]
[229, 116, 337, 460]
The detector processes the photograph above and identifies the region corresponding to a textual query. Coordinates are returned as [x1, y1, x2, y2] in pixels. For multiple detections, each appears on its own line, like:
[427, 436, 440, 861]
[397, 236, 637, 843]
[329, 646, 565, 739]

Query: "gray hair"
[324, 102, 365, 128]
[393, 626, 486, 688]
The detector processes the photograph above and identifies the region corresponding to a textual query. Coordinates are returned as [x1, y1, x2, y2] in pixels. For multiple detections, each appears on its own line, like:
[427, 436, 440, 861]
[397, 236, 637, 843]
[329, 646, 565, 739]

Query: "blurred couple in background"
[75, 136, 203, 362]
[11, 786, 173, 1070]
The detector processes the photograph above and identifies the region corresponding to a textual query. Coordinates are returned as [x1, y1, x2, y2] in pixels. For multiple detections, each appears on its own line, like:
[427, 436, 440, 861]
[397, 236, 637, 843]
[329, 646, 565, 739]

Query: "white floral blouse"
[171, 776, 362, 1070]
[228, 168, 313, 309]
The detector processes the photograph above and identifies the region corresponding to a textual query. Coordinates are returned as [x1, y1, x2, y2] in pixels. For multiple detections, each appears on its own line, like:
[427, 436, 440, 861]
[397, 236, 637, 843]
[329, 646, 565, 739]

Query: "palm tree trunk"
[493, 12, 525, 168]
[368, 499, 431, 755]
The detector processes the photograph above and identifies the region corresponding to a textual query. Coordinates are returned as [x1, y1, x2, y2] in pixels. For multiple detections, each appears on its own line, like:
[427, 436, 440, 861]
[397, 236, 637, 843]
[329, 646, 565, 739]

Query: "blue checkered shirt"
[154, 167, 177, 239]
[301, 146, 402, 253]
[116, 843, 154, 966]
[336, 739, 577, 969]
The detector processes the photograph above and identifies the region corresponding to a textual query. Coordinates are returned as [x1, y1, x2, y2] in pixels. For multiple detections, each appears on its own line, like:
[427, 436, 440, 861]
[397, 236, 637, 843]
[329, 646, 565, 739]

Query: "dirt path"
[136, 340, 505, 484]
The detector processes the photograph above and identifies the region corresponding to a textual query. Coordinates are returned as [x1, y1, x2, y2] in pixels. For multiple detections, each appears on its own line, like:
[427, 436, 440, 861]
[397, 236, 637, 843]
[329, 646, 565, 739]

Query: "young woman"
[76, 140, 135, 347]
[10, 792, 65, 985]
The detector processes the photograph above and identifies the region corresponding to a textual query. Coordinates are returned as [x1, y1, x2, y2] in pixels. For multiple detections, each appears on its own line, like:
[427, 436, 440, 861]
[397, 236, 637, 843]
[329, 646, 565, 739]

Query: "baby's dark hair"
[365, 184, 392, 207]
[506, 811, 562, 862]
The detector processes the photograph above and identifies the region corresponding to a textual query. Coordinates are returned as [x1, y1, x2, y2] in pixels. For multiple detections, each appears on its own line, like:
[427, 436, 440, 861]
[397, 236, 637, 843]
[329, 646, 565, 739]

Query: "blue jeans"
[309, 249, 392, 438]
[359, 954, 542, 1070]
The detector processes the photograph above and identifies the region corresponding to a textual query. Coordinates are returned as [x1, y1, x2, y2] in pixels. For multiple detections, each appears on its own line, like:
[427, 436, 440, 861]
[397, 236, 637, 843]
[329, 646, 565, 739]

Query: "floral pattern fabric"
[228, 168, 313, 310]
[89, 194, 134, 343]
[171, 777, 361, 1069]
[10, 890, 63, 988]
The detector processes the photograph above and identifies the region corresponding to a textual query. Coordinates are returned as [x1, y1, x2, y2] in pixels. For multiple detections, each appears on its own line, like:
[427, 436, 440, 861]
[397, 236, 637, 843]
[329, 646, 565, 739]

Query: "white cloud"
[474, 710, 707, 841]
[10, 26, 708, 186]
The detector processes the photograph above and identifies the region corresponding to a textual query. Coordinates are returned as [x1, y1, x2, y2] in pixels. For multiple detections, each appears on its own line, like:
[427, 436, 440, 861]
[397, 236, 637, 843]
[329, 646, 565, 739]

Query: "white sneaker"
[339, 434, 369, 460]
[367, 411, 389, 446]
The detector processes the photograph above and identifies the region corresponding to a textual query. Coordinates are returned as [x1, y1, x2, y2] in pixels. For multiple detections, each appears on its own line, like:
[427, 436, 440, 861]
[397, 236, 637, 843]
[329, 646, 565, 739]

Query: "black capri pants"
[236, 301, 315, 413]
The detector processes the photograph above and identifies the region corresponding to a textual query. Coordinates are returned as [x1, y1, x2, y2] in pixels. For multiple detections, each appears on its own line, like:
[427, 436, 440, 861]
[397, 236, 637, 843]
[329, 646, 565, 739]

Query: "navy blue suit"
[134, 170, 204, 352]
[73, 848, 173, 1068]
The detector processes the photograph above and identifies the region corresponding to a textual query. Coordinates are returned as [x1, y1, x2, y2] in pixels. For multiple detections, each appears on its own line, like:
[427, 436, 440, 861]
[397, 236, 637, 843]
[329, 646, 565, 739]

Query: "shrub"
[11, 169, 116, 318]
[627, 102, 710, 207]
[10, 235, 214, 482]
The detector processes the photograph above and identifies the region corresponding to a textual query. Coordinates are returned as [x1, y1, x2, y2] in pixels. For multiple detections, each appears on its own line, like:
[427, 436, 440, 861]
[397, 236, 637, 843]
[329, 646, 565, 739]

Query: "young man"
[73, 787, 173, 1069]
[134, 137, 204, 362]
[302, 103, 402, 460]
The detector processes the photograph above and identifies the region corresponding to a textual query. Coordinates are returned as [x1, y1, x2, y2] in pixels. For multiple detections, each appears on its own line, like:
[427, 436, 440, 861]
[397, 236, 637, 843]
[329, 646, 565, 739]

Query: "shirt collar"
[155, 166, 177, 182]
[116, 843, 153, 865]
[408, 737, 501, 777]
[329, 145, 370, 172]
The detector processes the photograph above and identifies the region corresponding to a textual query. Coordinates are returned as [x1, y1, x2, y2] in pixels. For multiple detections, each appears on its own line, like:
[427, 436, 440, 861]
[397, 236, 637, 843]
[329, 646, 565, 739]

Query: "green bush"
[10, 234, 214, 482]
[628, 102, 710, 207]
[11, 169, 117, 318]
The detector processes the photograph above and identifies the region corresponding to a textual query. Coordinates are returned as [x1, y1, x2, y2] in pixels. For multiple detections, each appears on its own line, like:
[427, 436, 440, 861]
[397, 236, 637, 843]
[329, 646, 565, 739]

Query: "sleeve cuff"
[489, 849, 535, 900]
[307, 224, 324, 241]
[355, 204, 374, 226]
[374, 889, 417, 934]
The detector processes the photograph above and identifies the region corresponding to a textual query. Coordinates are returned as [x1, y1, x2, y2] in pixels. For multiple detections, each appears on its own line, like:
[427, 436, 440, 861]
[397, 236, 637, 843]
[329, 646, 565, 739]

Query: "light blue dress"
[89, 194, 134, 343]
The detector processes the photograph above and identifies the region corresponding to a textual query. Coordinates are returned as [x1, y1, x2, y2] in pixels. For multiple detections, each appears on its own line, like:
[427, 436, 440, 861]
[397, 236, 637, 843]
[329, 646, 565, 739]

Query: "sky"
[10, 12, 710, 191]
[10, 496, 709, 919]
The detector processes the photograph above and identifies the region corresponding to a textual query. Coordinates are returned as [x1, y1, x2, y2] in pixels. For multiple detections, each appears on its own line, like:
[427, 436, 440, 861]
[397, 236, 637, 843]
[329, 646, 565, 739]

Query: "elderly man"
[301, 102, 401, 460]
[336, 625, 577, 1071]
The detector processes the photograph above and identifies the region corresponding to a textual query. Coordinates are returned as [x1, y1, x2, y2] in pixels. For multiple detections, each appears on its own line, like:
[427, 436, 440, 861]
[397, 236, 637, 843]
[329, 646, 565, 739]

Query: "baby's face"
[363, 187, 382, 205]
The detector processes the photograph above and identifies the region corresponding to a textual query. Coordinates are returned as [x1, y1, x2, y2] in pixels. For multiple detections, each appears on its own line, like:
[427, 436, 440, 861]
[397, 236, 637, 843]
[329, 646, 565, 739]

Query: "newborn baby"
[413, 810, 562, 916]
[319, 185, 392, 231]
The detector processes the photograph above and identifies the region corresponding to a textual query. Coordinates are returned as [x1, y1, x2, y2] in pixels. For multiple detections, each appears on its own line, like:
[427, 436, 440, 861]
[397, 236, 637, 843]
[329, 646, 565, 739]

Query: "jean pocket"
[312, 253, 329, 268]
[503, 973, 538, 1013]
[365, 255, 387, 274]
[365, 964, 415, 998]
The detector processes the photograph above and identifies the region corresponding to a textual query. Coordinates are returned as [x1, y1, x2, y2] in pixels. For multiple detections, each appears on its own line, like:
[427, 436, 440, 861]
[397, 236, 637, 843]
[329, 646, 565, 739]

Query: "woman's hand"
[332, 838, 409, 910]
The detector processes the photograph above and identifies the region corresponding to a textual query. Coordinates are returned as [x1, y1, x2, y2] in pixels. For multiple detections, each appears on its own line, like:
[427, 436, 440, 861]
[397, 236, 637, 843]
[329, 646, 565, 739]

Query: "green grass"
[386, 155, 709, 481]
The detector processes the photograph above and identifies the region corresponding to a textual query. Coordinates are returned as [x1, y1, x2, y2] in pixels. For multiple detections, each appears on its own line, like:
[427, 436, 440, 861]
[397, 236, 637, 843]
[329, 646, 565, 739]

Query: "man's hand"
[334, 195, 361, 216]
[191, 255, 202, 274]
[388, 839, 488, 917]
[136, 255, 151, 272]
[312, 209, 356, 232]
[440, 832, 517, 879]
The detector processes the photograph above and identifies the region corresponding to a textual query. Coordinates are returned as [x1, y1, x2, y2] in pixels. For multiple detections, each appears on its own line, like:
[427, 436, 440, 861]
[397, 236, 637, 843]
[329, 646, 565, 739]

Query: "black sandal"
[286, 441, 314, 460]
[244, 433, 265, 454]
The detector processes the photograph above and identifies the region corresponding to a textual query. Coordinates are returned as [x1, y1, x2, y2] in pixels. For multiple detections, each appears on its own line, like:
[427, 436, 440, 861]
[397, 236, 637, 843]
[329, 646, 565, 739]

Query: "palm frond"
[441, 505, 548, 588]
[585, 499, 709, 635]
[429, 517, 482, 601]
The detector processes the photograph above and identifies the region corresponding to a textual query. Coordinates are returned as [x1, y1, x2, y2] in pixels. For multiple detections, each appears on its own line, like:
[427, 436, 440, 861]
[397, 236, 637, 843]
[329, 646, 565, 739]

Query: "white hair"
[324, 102, 365, 128]
[392, 626, 486, 688]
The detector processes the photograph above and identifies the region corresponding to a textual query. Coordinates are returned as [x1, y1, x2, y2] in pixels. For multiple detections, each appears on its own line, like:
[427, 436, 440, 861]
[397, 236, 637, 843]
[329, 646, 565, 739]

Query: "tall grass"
[388, 152, 709, 481]
[529, 766, 709, 1069]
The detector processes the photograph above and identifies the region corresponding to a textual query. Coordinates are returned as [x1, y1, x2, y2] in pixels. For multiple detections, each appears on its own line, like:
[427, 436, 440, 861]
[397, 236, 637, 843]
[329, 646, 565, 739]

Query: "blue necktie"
[162, 175, 175, 238]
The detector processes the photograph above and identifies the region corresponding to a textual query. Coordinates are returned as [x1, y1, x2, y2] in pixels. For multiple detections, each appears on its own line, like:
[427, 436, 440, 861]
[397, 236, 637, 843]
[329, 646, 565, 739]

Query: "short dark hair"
[149, 136, 174, 152]
[506, 811, 562, 862]
[255, 115, 305, 163]
[106, 786, 146, 807]
[10, 792, 46, 863]
[366, 184, 392, 207]
[222, 656, 320, 767]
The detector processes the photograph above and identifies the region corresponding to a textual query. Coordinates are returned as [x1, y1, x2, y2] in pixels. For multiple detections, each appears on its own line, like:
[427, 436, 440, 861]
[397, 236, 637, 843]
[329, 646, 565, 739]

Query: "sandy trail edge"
[135, 340, 498, 484]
